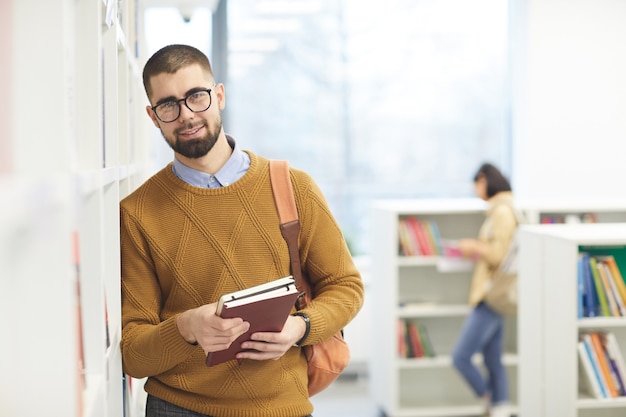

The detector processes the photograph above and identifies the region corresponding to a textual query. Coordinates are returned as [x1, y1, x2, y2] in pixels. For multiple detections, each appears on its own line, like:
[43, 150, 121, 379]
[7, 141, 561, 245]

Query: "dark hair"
[473, 162, 512, 198]
[142, 44, 214, 100]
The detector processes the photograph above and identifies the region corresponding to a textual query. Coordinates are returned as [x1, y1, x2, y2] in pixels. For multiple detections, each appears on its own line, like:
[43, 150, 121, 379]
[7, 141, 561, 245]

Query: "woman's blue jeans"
[451, 302, 508, 405]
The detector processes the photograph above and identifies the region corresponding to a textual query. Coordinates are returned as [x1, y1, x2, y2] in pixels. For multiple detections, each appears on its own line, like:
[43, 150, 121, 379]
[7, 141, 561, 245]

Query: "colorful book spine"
[589, 332, 619, 397]
[577, 255, 585, 318]
[578, 339, 604, 398]
[406, 321, 424, 358]
[583, 333, 609, 398]
[418, 323, 436, 357]
[589, 257, 610, 317]
[605, 332, 626, 396]
[603, 256, 626, 307]
[406, 217, 434, 256]
[580, 253, 598, 317]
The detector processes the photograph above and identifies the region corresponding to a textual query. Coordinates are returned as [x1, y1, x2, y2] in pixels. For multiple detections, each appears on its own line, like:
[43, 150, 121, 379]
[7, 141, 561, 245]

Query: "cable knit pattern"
[120, 152, 364, 417]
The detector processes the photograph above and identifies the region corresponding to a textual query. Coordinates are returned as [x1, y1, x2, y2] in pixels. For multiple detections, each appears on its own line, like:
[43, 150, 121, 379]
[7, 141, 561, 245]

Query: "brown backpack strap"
[269, 160, 309, 309]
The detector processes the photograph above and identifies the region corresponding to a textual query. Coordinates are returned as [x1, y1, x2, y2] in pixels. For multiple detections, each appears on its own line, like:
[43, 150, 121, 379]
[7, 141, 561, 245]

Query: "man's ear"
[146, 106, 160, 128]
[215, 83, 226, 110]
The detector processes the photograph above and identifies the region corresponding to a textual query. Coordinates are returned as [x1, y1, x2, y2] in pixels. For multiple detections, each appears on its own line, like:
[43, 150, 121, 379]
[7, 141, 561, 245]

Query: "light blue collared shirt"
[172, 136, 250, 188]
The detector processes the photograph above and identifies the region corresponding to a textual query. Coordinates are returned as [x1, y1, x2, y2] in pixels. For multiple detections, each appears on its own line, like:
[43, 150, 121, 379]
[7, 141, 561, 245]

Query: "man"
[120, 44, 364, 417]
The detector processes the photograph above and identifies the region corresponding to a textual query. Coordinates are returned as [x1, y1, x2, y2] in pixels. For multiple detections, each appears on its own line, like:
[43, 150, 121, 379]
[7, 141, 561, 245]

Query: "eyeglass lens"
[155, 90, 212, 122]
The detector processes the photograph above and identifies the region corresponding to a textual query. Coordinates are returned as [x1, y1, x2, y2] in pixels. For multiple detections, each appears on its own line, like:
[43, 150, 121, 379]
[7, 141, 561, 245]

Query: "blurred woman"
[452, 162, 517, 417]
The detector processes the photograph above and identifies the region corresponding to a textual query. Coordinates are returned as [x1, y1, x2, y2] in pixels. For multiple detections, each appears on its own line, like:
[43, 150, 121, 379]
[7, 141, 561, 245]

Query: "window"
[227, 0, 511, 254]
[144, 0, 511, 255]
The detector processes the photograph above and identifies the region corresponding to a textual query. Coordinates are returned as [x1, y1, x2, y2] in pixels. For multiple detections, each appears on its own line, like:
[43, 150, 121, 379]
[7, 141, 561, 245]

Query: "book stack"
[578, 332, 626, 398]
[397, 319, 436, 359]
[398, 216, 442, 256]
[577, 254, 626, 318]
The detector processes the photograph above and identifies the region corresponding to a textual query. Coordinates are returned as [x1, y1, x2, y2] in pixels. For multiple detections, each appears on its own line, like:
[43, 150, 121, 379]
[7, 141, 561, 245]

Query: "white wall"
[511, 0, 626, 202]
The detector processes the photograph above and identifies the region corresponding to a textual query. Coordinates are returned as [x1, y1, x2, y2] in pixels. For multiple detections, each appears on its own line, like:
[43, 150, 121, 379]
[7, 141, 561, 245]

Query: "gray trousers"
[146, 394, 313, 417]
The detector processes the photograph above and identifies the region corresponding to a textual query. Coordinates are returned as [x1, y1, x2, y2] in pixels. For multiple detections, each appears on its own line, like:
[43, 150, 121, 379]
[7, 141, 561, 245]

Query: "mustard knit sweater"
[120, 153, 364, 417]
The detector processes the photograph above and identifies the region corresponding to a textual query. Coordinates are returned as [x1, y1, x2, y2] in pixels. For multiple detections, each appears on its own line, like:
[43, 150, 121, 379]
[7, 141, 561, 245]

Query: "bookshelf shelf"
[397, 353, 518, 369]
[370, 198, 519, 417]
[519, 223, 626, 417]
[371, 198, 626, 417]
[398, 304, 471, 317]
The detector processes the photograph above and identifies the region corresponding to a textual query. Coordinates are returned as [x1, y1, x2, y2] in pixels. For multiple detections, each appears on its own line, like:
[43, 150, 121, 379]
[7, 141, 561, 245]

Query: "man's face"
[146, 63, 225, 159]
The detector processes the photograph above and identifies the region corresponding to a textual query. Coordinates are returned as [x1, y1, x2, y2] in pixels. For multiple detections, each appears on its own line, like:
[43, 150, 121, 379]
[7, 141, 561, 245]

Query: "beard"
[163, 115, 222, 159]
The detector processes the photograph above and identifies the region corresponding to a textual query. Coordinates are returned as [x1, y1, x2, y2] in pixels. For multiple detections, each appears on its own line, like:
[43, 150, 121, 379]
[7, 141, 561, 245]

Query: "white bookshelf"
[369, 199, 519, 417]
[1, 1, 150, 416]
[519, 223, 626, 417]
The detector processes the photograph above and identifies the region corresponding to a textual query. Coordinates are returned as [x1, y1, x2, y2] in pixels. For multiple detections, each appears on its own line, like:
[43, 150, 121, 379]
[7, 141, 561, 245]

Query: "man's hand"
[176, 303, 250, 354]
[235, 314, 307, 361]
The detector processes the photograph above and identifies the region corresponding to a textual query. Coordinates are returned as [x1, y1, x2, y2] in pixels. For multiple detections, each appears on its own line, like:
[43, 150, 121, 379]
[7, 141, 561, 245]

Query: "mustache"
[175, 122, 205, 135]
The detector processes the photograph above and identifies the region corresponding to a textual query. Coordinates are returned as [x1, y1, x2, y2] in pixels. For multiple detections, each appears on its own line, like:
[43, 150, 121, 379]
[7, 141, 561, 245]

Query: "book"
[397, 319, 408, 357]
[602, 332, 626, 396]
[418, 323, 436, 357]
[426, 221, 443, 255]
[580, 253, 597, 317]
[582, 334, 608, 398]
[589, 257, 610, 317]
[578, 339, 604, 398]
[599, 261, 626, 316]
[589, 332, 619, 397]
[406, 217, 434, 256]
[596, 259, 620, 317]
[398, 219, 418, 256]
[602, 255, 626, 307]
[577, 254, 585, 318]
[406, 322, 424, 358]
[205, 276, 299, 367]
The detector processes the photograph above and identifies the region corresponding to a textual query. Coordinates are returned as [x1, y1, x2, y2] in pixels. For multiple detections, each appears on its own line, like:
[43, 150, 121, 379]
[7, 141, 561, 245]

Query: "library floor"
[310, 373, 379, 416]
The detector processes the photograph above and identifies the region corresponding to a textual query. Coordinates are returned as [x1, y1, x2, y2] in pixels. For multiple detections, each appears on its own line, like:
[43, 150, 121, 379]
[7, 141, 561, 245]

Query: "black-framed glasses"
[151, 88, 213, 123]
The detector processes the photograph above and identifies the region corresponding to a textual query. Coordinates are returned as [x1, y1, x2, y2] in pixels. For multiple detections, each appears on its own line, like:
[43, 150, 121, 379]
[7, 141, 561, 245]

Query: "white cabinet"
[369, 199, 518, 417]
[519, 223, 626, 417]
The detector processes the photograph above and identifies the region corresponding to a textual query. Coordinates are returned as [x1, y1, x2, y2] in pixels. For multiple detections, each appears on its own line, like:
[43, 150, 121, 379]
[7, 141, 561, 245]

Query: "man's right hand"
[176, 303, 251, 354]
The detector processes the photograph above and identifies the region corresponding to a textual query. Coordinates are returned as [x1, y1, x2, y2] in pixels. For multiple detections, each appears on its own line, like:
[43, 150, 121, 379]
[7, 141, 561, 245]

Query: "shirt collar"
[172, 135, 251, 188]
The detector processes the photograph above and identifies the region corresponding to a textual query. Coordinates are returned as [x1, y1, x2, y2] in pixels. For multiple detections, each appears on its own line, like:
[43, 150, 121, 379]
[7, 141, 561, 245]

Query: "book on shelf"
[596, 260, 621, 317]
[205, 276, 299, 367]
[397, 320, 436, 359]
[406, 216, 434, 256]
[578, 338, 604, 398]
[397, 319, 408, 357]
[398, 217, 444, 257]
[588, 332, 619, 397]
[577, 254, 585, 319]
[599, 261, 626, 316]
[417, 323, 436, 357]
[582, 333, 609, 398]
[578, 253, 626, 318]
[602, 332, 626, 396]
[398, 218, 419, 256]
[406, 322, 424, 358]
[589, 257, 611, 317]
[603, 255, 626, 304]
[579, 253, 598, 318]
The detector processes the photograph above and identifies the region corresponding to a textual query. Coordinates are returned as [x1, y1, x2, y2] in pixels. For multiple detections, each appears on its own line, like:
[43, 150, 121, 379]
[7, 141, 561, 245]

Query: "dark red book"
[205, 276, 299, 367]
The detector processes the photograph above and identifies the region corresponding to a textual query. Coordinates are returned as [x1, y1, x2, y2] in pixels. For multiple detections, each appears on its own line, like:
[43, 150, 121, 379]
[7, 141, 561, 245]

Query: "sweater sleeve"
[289, 170, 365, 345]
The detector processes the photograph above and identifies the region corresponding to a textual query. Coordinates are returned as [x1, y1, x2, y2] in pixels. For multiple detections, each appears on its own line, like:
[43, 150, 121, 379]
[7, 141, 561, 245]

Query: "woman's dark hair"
[473, 163, 512, 198]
